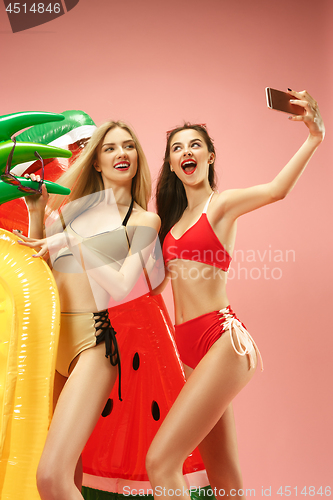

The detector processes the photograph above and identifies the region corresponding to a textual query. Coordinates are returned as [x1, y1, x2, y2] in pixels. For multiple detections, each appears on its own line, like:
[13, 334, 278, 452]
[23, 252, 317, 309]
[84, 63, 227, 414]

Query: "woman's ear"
[93, 162, 101, 172]
[209, 153, 215, 164]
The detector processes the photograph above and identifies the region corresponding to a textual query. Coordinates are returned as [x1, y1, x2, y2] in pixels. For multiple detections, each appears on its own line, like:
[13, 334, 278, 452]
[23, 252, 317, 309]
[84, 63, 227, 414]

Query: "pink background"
[1, 0, 332, 494]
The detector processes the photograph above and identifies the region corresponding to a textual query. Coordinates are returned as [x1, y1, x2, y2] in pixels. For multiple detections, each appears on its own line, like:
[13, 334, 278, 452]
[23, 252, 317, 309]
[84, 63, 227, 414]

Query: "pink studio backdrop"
[1, 0, 332, 494]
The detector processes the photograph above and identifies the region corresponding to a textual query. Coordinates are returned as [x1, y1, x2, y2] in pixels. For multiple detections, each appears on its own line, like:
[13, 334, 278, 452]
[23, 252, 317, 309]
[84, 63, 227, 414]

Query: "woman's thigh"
[148, 331, 256, 468]
[39, 343, 118, 475]
[53, 370, 67, 410]
[198, 404, 242, 484]
[184, 363, 242, 484]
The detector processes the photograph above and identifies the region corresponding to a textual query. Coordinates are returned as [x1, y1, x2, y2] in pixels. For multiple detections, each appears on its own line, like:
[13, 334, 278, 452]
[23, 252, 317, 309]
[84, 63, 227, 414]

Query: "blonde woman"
[16, 121, 160, 500]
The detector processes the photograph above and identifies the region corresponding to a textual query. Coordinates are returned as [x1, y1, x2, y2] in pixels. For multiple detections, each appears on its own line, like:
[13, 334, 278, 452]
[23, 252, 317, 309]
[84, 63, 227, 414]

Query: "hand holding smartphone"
[265, 88, 304, 115]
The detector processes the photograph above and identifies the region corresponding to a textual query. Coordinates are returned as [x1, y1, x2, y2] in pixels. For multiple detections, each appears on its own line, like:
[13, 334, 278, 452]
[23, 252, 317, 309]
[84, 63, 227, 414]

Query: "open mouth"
[114, 161, 130, 170]
[181, 160, 197, 175]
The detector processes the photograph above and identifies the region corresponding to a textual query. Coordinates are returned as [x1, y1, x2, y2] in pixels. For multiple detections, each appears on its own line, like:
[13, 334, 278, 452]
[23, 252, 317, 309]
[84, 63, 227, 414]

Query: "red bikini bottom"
[174, 305, 263, 370]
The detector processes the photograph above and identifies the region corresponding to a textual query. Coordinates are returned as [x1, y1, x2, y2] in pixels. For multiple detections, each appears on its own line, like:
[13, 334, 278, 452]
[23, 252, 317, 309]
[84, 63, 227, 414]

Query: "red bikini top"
[162, 193, 232, 272]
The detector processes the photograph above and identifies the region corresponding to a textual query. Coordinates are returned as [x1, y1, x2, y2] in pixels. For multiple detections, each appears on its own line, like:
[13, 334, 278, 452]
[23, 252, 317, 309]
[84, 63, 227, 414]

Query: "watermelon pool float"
[82, 293, 209, 499]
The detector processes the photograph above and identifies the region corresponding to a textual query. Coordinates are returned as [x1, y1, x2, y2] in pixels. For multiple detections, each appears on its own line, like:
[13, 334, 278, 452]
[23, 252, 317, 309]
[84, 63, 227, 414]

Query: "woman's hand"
[288, 89, 325, 141]
[23, 174, 49, 213]
[13, 230, 67, 258]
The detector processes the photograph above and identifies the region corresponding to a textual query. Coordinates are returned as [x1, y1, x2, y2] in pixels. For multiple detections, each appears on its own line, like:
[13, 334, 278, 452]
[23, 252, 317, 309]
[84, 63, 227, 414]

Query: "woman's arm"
[77, 211, 162, 301]
[24, 176, 49, 239]
[150, 268, 171, 295]
[17, 210, 164, 302]
[215, 90, 325, 221]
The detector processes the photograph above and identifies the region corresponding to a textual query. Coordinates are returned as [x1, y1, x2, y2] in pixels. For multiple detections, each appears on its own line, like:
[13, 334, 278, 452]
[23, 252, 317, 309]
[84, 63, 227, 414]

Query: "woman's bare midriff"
[53, 270, 101, 313]
[168, 259, 230, 324]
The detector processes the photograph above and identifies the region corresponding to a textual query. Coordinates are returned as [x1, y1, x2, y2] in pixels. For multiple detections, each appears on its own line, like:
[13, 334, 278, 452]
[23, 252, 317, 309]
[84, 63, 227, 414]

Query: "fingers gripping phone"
[265, 88, 304, 115]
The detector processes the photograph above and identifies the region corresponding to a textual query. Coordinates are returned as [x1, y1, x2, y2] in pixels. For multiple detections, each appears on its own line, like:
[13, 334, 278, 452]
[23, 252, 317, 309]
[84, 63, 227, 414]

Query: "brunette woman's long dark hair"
[156, 123, 217, 246]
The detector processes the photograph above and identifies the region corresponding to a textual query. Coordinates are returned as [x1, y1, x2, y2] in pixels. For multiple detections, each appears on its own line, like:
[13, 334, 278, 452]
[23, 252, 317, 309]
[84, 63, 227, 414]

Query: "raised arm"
[216, 90, 325, 221]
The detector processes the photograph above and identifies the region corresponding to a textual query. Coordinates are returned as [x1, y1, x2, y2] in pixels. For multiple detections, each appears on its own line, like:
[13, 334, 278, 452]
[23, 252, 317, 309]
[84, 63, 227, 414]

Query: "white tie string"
[218, 308, 264, 371]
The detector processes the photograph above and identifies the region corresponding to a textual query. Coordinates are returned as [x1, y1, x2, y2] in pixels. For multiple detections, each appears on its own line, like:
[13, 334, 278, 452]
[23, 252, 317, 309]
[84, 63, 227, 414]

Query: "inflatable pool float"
[0, 229, 60, 500]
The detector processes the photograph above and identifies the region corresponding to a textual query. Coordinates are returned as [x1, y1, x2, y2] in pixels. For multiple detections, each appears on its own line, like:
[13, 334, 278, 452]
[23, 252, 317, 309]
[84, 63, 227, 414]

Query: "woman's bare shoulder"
[133, 204, 161, 230]
[209, 190, 229, 215]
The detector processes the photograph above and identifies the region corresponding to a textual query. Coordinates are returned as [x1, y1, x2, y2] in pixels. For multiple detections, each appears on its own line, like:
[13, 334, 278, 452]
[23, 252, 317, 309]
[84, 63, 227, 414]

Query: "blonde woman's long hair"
[48, 120, 151, 216]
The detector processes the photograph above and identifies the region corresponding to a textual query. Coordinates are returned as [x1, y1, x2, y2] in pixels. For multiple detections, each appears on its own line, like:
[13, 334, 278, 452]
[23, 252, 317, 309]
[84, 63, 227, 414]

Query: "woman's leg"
[52, 368, 83, 491]
[146, 329, 257, 500]
[36, 343, 118, 500]
[183, 366, 244, 499]
[198, 405, 244, 499]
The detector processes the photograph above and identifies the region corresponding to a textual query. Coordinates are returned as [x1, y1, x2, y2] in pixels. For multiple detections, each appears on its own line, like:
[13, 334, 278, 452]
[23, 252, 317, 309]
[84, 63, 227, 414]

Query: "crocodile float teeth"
[0, 141, 72, 174]
[0, 111, 65, 142]
[0, 178, 70, 205]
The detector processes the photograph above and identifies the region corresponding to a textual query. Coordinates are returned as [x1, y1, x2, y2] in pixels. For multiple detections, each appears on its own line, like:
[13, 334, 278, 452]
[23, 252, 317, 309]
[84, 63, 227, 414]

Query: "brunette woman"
[146, 90, 324, 500]
[16, 121, 160, 500]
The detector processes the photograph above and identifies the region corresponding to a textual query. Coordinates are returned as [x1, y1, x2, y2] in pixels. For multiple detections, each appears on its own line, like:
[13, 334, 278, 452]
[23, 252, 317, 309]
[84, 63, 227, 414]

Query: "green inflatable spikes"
[0, 111, 72, 204]
[0, 140, 72, 173]
[0, 178, 70, 204]
[0, 111, 64, 142]
[16, 110, 96, 145]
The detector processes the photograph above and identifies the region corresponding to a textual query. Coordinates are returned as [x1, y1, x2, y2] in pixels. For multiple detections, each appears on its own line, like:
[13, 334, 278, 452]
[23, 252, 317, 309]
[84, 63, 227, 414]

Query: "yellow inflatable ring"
[0, 229, 60, 500]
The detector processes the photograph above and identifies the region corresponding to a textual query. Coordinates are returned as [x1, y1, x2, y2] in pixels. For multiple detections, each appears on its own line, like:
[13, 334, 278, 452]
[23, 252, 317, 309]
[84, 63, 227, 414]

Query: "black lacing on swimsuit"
[93, 199, 134, 402]
[94, 309, 122, 401]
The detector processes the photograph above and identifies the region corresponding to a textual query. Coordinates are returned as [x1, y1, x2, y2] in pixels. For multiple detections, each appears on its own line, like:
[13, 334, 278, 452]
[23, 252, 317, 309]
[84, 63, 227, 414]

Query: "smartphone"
[265, 88, 304, 115]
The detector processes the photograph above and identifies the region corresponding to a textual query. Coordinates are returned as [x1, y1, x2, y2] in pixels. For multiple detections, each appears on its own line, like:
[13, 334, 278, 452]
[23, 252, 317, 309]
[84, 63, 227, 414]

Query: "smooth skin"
[146, 90, 324, 500]
[16, 127, 160, 500]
